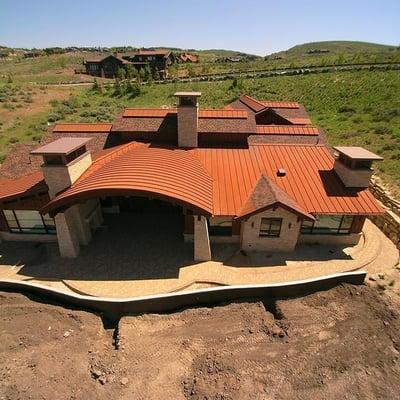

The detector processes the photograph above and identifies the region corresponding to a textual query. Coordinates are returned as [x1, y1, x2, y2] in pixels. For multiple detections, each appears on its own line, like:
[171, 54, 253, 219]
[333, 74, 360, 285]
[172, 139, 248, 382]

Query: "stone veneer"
[369, 178, 400, 251]
[240, 207, 301, 252]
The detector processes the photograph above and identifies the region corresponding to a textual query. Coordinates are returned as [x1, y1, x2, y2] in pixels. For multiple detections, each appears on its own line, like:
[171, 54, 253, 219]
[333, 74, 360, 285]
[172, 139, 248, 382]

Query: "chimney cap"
[174, 91, 202, 97]
[333, 146, 383, 161]
[31, 137, 92, 156]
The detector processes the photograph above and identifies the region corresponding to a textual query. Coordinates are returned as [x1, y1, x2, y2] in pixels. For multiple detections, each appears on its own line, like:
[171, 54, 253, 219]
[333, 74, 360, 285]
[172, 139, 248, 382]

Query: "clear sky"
[0, 0, 399, 55]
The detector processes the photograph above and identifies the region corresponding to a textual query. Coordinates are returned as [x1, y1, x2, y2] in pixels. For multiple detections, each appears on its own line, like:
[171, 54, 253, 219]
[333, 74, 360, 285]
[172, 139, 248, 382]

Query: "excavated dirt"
[1, 284, 400, 399]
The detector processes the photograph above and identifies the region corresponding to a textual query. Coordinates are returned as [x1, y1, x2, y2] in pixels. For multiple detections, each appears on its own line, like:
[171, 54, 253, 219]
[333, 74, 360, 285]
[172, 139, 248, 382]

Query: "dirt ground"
[1, 283, 400, 400]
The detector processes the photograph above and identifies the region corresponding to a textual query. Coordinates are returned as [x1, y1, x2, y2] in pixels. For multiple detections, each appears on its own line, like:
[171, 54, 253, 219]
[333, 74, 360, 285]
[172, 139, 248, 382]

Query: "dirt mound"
[1, 284, 400, 399]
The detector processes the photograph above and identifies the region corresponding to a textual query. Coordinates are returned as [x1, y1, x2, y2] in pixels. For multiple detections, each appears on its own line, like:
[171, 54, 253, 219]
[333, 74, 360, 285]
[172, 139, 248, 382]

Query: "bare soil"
[1, 284, 400, 400]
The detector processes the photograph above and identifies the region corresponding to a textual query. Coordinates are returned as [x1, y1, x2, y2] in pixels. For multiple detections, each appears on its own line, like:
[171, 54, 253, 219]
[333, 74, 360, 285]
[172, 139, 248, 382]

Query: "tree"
[125, 64, 134, 79]
[92, 78, 104, 94]
[143, 64, 152, 81]
[139, 67, 146, 82]
[113, 78, 122, 96]
[152, 68, 160, 81]
[117, 67, 126, 80]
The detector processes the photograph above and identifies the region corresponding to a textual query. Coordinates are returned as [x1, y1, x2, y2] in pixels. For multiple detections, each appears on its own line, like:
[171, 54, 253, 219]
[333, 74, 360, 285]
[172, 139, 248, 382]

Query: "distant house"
[83, 54, 133, 78]
[176, 53, 199, 63]
[121, 50, 174, 79]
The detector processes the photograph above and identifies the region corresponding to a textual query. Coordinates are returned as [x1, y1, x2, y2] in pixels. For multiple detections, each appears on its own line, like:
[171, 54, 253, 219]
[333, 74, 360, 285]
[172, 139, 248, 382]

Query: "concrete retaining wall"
[369, 179, 400, 251]
[0, 271, 366, 320]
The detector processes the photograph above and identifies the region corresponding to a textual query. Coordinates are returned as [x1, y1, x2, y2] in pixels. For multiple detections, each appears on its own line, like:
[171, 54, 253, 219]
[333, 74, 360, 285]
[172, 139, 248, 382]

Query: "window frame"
[259, 217, 282, 238]
[301, 215, 354, 235]
[2, 210, 56, 235]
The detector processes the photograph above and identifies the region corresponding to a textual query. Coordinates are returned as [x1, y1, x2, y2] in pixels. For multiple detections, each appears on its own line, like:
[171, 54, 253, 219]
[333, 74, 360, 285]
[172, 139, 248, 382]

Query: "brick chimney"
[333, 146, 383, 188]
[31, 137, 93, 198]
[175, 91, 201, 148]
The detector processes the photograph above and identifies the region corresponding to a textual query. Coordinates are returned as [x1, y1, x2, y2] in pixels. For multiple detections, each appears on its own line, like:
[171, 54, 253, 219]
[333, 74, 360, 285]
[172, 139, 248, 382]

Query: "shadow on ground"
[0, 212, 353, 282]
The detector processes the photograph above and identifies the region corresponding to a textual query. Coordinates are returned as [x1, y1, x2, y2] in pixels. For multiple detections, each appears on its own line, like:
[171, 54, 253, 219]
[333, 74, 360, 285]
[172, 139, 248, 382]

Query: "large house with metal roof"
[0, 93, 383, 260]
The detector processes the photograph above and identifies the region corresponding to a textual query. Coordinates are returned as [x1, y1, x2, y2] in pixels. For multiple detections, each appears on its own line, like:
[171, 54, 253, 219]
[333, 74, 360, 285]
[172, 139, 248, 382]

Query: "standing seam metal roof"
[42, 142, 383, 217]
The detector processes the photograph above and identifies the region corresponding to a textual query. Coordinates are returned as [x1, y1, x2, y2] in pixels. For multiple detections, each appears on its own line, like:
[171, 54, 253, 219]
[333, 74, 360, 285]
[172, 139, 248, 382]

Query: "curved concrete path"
[1, 220, 397, 298]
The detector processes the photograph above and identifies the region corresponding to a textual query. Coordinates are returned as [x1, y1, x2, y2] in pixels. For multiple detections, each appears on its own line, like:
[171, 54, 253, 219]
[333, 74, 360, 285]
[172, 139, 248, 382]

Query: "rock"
[63, 331, 70, 338]
[378, 273, 386, 280]
[121, 377, 129, 385]
[98, 376, 106, 385]
[91, 368, 102, 378]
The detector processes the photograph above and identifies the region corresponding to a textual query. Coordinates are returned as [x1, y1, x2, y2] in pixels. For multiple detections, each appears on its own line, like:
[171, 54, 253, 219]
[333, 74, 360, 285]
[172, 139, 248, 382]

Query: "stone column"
[55, 209, 80, 258]
[194, 215, 211, 261]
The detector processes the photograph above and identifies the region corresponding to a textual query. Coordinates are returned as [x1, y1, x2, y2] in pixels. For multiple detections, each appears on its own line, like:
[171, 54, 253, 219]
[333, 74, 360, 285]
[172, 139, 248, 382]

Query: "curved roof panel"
[43, 143, 213, 216]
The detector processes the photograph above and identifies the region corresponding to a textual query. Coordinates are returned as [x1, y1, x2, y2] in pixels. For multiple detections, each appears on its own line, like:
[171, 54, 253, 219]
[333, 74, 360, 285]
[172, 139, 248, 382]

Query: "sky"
[0, 0, 399, 55]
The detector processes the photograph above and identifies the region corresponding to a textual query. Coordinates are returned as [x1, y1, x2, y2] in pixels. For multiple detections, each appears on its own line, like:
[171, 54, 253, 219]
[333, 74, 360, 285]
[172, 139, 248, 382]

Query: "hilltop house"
[0, 93, 383, 260]
[83, 54, 135, 78]
[121, 50, 174, 79]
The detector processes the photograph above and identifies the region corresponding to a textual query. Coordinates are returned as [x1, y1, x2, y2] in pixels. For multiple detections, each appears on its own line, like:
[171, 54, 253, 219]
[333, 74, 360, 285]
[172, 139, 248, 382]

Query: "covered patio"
[0, 220, 397, 298]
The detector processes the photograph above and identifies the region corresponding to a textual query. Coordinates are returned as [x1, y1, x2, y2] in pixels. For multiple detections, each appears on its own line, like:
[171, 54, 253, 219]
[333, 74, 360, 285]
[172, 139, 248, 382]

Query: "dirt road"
[1, 284, 399, 399]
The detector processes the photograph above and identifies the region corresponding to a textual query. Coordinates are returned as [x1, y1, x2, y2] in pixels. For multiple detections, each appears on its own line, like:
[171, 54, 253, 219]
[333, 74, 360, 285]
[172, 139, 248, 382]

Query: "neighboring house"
[121, 50, 173, 79]
[83, 54, 133, 78]
[0, 94, 383, 262]
[176, 53, 199, 63]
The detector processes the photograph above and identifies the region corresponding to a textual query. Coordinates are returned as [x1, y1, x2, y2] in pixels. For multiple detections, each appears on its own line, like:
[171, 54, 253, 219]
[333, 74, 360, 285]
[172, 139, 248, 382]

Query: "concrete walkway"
[0, 219, 398, 298]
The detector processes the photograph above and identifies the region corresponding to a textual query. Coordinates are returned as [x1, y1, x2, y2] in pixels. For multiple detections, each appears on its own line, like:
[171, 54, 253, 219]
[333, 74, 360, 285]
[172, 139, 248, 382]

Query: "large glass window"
[259, 218, 282, 237]
[301, 215, 354, 235]
[3, 210, 56, 235]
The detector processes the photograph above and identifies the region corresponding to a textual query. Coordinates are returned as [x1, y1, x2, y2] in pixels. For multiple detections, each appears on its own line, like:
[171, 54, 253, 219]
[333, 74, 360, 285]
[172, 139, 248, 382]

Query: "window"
[208, 217, 232, 237]
[301, 215, 354, 235]
[3, 210, 56, 235]
[259, 218, 282, 237]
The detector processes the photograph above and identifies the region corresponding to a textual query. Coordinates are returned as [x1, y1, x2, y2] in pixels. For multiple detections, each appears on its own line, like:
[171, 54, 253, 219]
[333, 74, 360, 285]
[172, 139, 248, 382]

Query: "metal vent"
[277, 168, 286, 177]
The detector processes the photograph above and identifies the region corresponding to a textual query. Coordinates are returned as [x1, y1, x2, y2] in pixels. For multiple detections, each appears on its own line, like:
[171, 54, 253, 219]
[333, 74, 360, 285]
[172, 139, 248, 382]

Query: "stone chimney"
[31, 137, 93, 198]
[175, 91, 201, 148]
[333, 146, 383, 188]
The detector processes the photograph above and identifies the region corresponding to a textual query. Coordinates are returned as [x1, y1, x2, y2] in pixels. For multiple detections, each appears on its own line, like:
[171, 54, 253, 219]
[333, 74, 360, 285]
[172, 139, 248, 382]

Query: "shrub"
[374, 126, 392, 135]
[338, 105, 355, 113]
[8, 137, 19, 144]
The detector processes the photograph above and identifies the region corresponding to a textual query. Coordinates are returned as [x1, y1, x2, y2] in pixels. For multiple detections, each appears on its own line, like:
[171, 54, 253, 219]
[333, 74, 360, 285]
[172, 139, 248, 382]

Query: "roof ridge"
[237, 173, 314, 220]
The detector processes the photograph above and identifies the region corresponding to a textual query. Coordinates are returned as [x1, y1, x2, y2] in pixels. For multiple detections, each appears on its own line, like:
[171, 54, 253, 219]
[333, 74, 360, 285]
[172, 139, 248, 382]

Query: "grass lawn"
[0, 69, 399, 194]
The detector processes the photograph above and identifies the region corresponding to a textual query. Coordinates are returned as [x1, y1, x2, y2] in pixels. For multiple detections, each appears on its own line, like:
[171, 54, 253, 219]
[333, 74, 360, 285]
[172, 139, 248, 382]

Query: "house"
[83, 54, 134, 78]
[0, 93, 383, 261]
[121, 50, 173, 79]
[176, 53, 199, 63]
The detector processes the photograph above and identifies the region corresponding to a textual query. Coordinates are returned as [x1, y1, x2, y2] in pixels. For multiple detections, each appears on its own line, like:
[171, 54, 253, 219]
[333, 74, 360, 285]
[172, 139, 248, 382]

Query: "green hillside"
[269, 40, 398, 58]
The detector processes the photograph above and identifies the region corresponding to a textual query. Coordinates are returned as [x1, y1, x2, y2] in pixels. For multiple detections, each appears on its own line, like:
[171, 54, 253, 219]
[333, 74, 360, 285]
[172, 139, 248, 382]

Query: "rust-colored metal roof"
[259, 101, 299, 109]
[34, 138, 383, 218]
[334, 146, 383, 160]
[256, 125, 319, 135]
[238, 95, 266, 112]
[122, 108, 247, 119]
[43, 143, 213, 216]
[199, 109, 247, 119]
[192, 144, 383, 216]
[0, 171, 47, 202]
[31, 137, 92, 156]
[123, 108, 177, 118]
[53, 123, 113, 133]
[286, 117, 312, 125]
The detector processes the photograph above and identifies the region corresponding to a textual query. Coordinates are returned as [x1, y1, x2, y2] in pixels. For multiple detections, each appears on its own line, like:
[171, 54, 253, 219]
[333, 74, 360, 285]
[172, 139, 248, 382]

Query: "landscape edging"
[0, 271, 366, 319]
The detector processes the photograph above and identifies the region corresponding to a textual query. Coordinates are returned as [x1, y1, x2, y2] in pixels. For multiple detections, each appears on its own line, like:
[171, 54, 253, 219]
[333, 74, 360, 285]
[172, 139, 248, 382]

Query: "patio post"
[194, 215, 212, 261]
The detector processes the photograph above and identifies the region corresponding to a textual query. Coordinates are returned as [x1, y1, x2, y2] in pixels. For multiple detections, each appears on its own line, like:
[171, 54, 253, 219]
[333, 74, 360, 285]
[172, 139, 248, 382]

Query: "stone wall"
[369, 179, 400, 251]
[241, 207, 301, 252]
